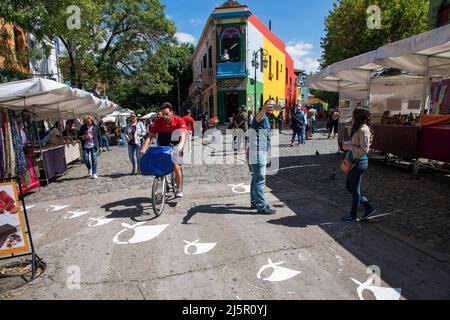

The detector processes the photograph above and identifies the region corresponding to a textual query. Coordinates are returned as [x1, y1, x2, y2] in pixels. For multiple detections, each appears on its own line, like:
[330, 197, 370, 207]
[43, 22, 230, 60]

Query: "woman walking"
[341, 108, 377, 222]
[125, 113, 146, 174]
[79, 116, 102, 179]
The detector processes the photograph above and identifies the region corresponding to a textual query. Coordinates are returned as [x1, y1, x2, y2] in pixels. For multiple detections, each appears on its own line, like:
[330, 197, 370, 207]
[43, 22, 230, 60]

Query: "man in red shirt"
[141, 102, 187, 198]
[182, 110, 195, 152]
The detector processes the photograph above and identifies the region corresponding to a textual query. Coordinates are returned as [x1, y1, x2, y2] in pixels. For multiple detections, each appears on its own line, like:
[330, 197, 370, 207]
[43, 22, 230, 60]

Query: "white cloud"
[175, 32, 196, 45]
[286, 41, 320, 73]
[189, 18, 204, 26]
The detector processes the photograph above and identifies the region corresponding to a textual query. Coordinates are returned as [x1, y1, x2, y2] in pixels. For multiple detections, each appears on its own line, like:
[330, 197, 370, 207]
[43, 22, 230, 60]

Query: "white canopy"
[141, 112, 157, 120]
[109, 108, 134, 117]
[0, 78, 118, 120]
[306, 24, 450, 93]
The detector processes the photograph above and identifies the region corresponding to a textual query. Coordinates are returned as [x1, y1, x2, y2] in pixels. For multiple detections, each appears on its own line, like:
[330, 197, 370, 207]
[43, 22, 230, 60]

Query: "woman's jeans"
[83, 147, 97, 175]
[250, 153, 268, 211]
[128, 143, 142, 172]
[346, 160, 373, 218]
[101, 134, 110, 150]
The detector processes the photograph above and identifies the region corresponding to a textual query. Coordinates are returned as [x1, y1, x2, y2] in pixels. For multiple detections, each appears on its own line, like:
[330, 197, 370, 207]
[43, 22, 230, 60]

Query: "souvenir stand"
[306, 24, 450, 172]
[0, 78, 118, 186]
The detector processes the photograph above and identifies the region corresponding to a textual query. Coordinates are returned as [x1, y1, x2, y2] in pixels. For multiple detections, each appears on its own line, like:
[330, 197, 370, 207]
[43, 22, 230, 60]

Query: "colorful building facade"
[189, 1, 298, 123]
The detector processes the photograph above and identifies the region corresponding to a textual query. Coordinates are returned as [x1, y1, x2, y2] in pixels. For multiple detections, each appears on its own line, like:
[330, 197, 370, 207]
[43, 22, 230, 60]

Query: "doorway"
[224, 92, 239, 123]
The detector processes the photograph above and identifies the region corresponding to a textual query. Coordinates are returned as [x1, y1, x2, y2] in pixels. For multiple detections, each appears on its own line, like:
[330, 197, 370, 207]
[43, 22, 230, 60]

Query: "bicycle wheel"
[152, 176, 166, 217]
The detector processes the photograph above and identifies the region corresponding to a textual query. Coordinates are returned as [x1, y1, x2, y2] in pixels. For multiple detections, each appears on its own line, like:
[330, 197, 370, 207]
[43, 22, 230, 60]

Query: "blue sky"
[161, 0, 335, 72]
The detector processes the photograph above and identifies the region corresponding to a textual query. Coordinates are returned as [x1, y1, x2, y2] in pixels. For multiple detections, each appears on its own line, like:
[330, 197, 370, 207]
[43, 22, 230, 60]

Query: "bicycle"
[151, 170, 176, 217]
[141, 144, 183, 217]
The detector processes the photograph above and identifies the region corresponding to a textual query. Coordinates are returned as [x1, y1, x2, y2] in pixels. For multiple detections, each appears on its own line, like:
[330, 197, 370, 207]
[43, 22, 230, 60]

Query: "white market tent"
[306, 24, 450, 122]
[141, 112, 157, 120]
[0, 78, 118, 120]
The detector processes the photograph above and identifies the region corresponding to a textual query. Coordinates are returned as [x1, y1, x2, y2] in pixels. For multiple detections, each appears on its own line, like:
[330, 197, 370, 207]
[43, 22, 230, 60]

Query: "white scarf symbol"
[113, 223, 169, 245]
[257, 259, 301, 282]
[184, 240, 217, 255]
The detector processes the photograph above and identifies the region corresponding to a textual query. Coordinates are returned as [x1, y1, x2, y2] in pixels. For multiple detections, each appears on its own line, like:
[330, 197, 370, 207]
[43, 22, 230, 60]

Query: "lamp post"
[251, 48, 269, 113]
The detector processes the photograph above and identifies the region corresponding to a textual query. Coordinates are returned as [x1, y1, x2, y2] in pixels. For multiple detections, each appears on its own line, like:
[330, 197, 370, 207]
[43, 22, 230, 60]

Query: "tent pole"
[421, 56, 431, 116]
[33, 106, 49, 186]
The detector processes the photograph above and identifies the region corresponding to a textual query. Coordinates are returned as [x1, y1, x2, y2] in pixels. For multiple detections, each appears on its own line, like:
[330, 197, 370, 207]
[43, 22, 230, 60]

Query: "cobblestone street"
[4, 125, 448, 300]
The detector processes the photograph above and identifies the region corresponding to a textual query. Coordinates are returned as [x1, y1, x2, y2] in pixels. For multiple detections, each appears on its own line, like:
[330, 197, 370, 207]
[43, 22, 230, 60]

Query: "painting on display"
[0, 181, 31, 258]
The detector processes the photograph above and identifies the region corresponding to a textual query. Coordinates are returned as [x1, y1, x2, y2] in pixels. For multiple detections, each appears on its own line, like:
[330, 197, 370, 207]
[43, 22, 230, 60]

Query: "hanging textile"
[9, 110, 29, 184]
[0, 112, 4, 178]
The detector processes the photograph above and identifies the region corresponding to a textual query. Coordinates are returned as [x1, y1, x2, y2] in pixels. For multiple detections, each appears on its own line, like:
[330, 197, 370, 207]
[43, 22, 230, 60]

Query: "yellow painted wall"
[263, 36, 285, 106]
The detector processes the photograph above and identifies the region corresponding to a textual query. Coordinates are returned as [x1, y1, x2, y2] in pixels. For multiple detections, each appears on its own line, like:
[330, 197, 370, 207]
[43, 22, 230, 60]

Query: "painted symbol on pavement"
[257, 259, 301, 282]
[64, 210, 90, 219]
[88, 216, 115, 227]
[184, 240, 217, 255]
[48, 205, 70, 212]
[351, 266, 402, 300]
[228, 183, 250, 194]
[21, 205, 36, 211]
[113, 223, 169, 245]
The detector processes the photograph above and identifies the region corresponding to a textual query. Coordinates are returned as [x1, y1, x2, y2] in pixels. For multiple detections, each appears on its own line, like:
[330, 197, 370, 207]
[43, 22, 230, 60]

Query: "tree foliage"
[0, 0, 194, 113]
[320, 0, 429, 67]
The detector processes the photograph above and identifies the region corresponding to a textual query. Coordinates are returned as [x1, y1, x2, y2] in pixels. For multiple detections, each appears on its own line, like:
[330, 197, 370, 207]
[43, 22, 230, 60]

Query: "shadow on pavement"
[183, 204, 256, 225]
[265, 153, 450, 300]
[101, 197, 160, 222]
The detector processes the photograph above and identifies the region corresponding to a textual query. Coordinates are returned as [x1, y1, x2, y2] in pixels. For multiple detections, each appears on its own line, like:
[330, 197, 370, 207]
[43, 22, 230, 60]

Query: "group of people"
[77, 99, 376, 222]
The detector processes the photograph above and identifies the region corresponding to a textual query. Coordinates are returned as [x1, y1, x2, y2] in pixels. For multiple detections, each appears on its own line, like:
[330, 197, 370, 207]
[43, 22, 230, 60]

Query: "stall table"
[64, 142, 81, 165]
[371, 124, 420, 159]
[419, 126, 450, 163]
[34, 145, 67, 182]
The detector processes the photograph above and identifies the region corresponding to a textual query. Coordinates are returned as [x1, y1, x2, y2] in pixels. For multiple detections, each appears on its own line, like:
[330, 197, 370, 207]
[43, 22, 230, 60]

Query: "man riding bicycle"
[141, 102, 187, 198]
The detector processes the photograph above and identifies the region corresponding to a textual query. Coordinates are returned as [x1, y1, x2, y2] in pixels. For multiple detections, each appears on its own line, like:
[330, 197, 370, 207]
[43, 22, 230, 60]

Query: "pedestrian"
[201, 112, 209, 137]
[290, 107, 306, 147]
[79, 115, 102, 179]
[233, 105, 248, 154]
[125, 113, 146, 175]
[341, 108, 377, 222]
[307, 106, 318, 137]
[182, 109, 195, 152]
[328, 108, 340, 139]
[248, 99, 277, 215]
[99, 121, 111, 151]
[248, 111, 254, 128]
[276, 110, 283, 134]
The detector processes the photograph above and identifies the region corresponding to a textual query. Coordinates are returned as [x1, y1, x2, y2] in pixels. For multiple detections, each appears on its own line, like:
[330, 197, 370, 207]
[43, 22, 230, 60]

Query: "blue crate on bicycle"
[140, 146, 173, 176]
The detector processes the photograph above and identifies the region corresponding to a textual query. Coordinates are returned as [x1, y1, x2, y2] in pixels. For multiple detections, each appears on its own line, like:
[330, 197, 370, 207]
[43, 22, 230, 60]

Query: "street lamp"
[251, 48, 269, 113]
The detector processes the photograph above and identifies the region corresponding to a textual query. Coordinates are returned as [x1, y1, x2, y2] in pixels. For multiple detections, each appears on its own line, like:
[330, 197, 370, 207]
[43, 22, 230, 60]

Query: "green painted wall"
[246, 78, 264, 114]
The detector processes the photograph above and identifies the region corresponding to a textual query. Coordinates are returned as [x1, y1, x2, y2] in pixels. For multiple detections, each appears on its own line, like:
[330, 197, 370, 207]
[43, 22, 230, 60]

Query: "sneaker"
[131, 169, 136, 175]
[258, 207, 277, 215]
[88, 170, 92, 178]
[361, 209, 378, 221]
[251, 204, 257, 210]
[341, 215, 358, 222]
[92, 174, 98, 179]
[175, 189, 184, 198]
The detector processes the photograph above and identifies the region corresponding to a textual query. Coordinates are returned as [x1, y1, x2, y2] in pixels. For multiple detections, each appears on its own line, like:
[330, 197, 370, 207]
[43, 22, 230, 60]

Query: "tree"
[320, 0, 429, 67]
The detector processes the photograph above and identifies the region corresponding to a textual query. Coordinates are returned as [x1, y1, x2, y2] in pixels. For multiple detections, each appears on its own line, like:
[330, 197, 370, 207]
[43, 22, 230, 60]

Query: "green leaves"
[320, 0, 429, 68]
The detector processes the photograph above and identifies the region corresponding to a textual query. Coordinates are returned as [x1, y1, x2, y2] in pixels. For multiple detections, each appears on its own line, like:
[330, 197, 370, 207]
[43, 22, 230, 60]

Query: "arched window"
[220, 27, 241, 63]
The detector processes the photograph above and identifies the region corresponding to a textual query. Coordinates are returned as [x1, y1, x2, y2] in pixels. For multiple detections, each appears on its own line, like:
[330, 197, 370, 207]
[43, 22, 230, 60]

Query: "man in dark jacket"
[79, 116, 103, 179]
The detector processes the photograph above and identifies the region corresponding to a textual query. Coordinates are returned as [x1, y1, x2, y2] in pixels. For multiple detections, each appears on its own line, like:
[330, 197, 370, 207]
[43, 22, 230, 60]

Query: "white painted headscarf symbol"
[48, 205, 70, 212]
[88, 216, 114, 227]
[64, 210, 90, 219]
[351, 266, 402, 300]
[184, 240, 217, 255]
[257, 259, 301, 282]
[228, 183, 250, 194]
[113, 223, 169, 245]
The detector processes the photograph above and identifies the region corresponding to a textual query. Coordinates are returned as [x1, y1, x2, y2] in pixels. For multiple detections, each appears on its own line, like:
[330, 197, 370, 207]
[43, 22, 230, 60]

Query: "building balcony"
[217, 62, 247, 79]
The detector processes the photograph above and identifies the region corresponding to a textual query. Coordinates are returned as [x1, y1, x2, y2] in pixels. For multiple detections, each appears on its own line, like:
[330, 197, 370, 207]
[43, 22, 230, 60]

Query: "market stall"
[306, 24, 450, 170]
[0, 78, 118, 187]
